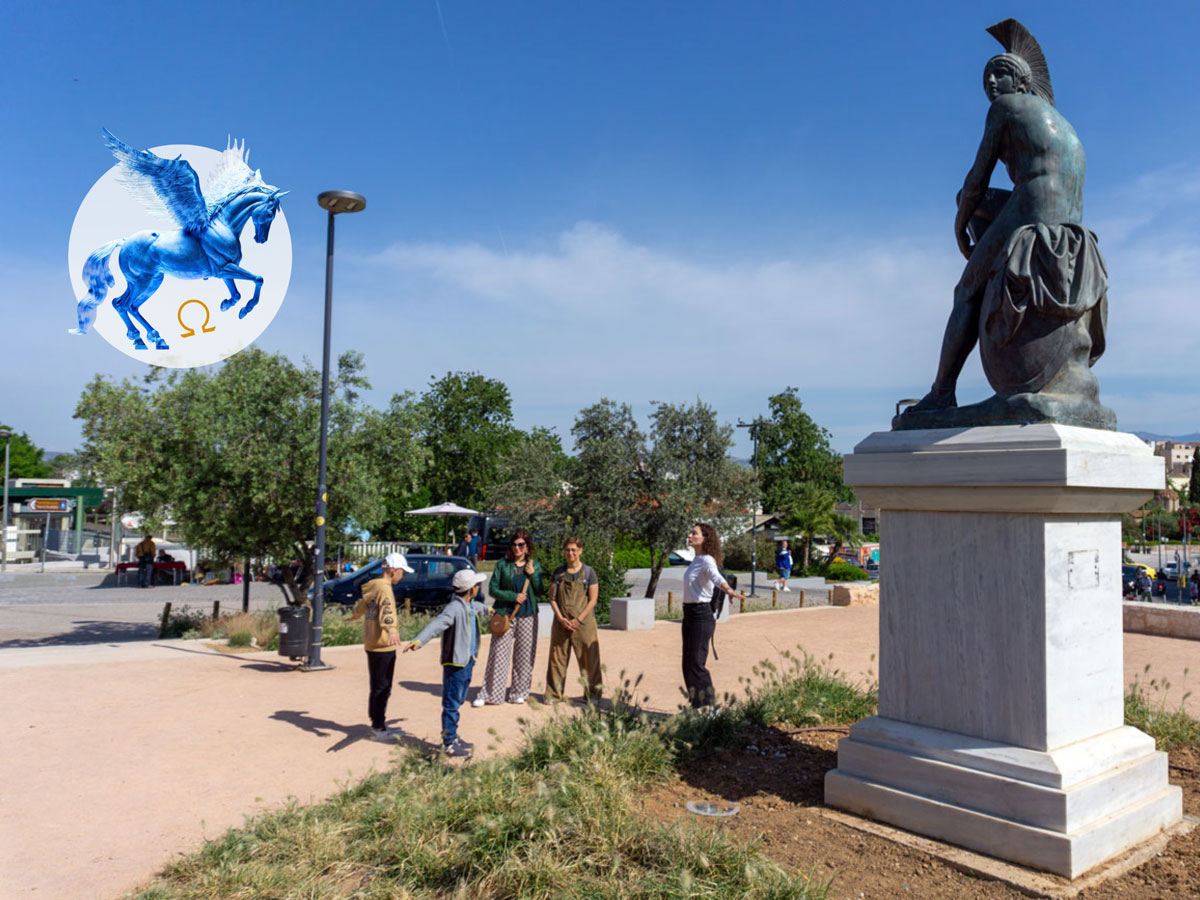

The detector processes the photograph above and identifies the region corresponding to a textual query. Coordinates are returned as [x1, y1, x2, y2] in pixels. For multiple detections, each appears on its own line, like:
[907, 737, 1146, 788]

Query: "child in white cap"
[405, 568, 491, 757]
[347, 552, 414, 741]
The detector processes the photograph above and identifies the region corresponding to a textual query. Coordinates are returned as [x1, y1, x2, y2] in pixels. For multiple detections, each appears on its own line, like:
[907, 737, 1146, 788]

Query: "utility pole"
[737, 418, 766, 597]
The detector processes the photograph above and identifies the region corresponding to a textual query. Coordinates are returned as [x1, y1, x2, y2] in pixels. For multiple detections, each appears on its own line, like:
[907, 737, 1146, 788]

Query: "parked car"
[1163, 562, 1180, 581]
[465, 514, 514, 560]
[323, 554, 475, 611]
[668, 548, 695, 567]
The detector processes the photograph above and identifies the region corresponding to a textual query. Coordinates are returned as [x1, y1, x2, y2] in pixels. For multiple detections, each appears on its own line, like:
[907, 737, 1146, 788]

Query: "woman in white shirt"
[681, 523, 745, 708]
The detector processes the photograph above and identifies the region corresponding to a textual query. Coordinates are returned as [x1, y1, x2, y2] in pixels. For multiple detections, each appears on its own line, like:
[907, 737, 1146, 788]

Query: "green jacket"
[489, 558, 545, 617]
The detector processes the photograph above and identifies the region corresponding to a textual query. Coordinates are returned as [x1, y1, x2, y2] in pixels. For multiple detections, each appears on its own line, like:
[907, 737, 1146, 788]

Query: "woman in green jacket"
[474, 529, 545, 705]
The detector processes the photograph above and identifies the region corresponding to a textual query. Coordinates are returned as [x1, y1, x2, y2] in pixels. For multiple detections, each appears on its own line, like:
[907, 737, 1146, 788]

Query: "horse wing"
[101, 129, 209, 233]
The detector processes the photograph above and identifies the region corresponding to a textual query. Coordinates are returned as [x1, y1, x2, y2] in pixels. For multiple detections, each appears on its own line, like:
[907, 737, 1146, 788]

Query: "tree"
[756, 388, 849, 515]
[780, 484, 836, 572]
[75, 349, 424, 603]
[487, 427, 571, 538]
[569, 398, 753, 598]
[822, 512, 865, 573]
[1189, 448, 1200, 506]
[419, 372, 519, 511]
[0, 425, 54, 479]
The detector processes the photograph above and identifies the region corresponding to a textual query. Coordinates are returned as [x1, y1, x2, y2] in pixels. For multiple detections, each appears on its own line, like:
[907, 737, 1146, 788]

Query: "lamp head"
[0, 430, 11, 441]
[318, 190, 366, 214]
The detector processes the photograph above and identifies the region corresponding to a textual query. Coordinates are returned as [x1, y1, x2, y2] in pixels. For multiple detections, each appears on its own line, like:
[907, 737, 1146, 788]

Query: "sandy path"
[1, 605, 1195, 900]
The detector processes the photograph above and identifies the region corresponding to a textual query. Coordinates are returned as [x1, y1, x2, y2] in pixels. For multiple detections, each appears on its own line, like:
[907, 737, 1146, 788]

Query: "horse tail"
[71, 239, 122, 335]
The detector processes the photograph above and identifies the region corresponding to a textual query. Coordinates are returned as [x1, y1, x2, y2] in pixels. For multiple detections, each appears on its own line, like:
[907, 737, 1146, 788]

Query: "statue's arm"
[955, 102, 1008, 259]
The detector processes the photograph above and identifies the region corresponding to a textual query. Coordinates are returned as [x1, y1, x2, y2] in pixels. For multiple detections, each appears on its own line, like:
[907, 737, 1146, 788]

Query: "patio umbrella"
[405, 502, 480, 552]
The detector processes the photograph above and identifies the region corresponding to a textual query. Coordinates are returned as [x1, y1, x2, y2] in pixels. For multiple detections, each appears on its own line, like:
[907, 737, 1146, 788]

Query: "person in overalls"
[545, 535, 603, 703]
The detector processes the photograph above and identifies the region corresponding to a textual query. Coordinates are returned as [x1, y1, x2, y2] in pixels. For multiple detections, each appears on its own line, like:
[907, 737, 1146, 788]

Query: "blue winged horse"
[71, 130, 287, 350]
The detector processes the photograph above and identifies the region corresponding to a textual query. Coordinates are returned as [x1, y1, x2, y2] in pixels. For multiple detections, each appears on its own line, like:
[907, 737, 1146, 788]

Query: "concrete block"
[609, 596, 654, 631]
[536, 601, 554, 638]
[830, 582, 879, 607]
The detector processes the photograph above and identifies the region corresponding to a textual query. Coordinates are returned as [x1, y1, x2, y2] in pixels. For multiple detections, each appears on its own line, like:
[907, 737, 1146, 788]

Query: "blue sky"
[3, 1, 1198, 457]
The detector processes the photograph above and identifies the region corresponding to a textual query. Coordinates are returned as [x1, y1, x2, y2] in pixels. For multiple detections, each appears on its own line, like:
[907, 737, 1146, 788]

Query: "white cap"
[383, 552, 415, 573]
[452, 569, 489, 593]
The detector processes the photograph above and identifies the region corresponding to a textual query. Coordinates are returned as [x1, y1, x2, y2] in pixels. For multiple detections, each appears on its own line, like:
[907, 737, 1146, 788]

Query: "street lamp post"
[737, 419, 765, 598]
[0, 429, 10, 573]
[305, 190, 366, 672]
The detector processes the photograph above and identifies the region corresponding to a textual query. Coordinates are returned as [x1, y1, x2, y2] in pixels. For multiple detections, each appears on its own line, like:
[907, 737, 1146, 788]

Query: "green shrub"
[1125, 667, 1200, 750]
[158, 605, 210, 638]
[722, 532, 780, 572]
[824, 559, 871, 582]
[226, 630, 253, 648]
[611, 532, 653, 569]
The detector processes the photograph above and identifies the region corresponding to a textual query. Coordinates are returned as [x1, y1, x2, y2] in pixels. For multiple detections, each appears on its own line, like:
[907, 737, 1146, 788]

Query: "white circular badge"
[68, 140, 292, 368]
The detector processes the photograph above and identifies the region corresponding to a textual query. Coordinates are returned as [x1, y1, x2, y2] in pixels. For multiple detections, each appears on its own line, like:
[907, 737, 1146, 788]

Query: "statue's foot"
[68, 327, 87, 335]
[153, 337, 169, 350]
[132, 338, 148, 350]
[906, 389, 957, 413]
[237, 303, 256, 320]
[220, 297, 238, 312]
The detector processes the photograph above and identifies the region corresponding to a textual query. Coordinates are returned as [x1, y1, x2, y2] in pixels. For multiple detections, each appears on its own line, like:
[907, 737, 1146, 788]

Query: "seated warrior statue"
[898, 19, 1115, 430]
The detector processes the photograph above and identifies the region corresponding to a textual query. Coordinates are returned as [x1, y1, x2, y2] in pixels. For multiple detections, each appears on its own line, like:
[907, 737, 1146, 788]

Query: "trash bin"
[277, 606, 311, 659]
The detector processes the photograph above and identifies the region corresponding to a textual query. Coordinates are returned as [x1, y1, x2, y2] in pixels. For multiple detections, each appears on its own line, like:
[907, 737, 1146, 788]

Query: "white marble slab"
[824, 425, 1182, 877]
[609, 597, 655, 630]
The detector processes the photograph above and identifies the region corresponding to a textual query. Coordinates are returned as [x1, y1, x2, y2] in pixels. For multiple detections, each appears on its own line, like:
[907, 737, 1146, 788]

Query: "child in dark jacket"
[405, 569, 490, 757]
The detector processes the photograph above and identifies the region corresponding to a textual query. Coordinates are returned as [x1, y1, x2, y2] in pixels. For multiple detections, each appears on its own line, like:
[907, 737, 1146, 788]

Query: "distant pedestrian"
[545, 536, 603, 704]
[347, 552, 414, 742]
[1137, 572, 1152, 601]
[405, 568, 491, 757]
[681, 523, 745, 709]
[1190, 578, 1199, 605]
[467, 529, 481, 565]
[135, 534, 156, 588]
[454, 533, 470, 557]
[475, 529, 544, 706]
[775, 540, 793, 592]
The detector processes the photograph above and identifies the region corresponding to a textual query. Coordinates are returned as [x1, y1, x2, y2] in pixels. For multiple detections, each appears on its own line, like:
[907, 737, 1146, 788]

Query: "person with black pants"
[348, 552, 415, 742]
[680, 523, 745, 709]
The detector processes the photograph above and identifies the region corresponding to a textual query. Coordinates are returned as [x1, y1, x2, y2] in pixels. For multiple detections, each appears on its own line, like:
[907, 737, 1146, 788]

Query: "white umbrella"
[405, 502, 480, 552]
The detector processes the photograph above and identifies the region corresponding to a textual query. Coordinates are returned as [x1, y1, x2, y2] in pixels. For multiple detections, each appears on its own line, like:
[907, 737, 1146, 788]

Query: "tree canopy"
[74, 349, 424, 603]
[569, 398, 753, 597]
[0, 425, 53, 480]
[418, 371, 519, 511]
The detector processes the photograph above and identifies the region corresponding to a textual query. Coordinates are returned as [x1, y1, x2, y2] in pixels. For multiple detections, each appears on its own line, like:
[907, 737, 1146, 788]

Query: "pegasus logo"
[70, 131, 288, 352]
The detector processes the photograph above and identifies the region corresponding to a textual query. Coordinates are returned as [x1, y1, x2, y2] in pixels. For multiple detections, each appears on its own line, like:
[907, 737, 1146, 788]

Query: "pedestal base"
[825, 717, 1181, 877]
[825, 425, 1180, 876]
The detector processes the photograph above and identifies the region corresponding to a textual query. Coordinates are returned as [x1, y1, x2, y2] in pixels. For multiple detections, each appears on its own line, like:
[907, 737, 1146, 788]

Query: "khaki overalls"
[545, 566, 603, 701]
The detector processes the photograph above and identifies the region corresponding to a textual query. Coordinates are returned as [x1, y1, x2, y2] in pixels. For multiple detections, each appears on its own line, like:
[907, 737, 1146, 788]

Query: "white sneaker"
[782, 586, 791, 592]
[510, 695, 528, 704]
[369, 728, 397, 742]
[471, 696, 486, 708]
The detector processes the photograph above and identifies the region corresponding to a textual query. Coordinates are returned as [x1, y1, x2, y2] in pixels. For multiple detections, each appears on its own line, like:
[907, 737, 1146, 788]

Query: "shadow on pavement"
[0, 620, 159, 648]
[270, 709, 438, 754]
[397, 679, 445, 697]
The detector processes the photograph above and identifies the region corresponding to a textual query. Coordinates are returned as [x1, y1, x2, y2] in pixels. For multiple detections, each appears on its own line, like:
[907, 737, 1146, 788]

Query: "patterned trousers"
[480, 614, 539, 703]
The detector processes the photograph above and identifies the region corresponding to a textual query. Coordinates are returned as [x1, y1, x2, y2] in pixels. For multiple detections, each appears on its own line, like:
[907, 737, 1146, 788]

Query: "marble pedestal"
[823, 425, 1181, 877]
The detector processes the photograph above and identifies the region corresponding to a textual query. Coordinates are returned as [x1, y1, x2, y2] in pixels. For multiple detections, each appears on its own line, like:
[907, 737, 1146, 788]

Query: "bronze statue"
[896, 19, 1115, 431]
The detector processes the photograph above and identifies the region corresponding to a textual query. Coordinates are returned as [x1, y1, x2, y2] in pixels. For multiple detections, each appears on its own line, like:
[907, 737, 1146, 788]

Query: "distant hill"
[1134, 432, 1200, 444]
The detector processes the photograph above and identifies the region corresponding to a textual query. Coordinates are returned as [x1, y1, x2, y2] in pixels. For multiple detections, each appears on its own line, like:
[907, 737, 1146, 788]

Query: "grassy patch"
[127, 656, 859, 900]
[1125, 665, 1200, 750]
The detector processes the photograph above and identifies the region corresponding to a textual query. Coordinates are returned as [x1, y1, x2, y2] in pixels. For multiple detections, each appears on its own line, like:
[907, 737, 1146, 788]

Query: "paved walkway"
[2, 605, 1196, 900]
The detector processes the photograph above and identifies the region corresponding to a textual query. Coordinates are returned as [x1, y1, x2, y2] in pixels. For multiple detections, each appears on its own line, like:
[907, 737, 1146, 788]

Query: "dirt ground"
[644, 726, 1200, 900]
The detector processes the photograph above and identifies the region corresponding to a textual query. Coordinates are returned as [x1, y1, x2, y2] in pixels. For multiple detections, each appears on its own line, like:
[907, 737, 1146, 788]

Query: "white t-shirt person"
[683, 553, 727, 605]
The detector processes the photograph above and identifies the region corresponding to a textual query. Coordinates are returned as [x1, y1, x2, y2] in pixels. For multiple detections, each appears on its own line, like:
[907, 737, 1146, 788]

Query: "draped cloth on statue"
[979, 223, 1108, 396]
